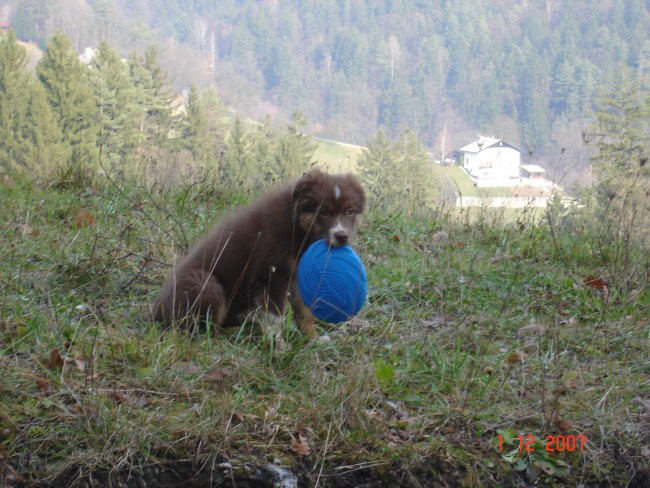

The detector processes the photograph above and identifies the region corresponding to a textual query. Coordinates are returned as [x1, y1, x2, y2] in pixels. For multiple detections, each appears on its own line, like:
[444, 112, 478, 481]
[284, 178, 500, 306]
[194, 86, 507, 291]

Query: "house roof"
[521, 164, 546, 173]
[459, 136, 520, 154]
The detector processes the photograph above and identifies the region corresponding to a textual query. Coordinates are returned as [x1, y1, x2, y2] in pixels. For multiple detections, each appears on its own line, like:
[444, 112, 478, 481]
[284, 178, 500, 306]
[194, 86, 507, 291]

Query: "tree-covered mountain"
[3, 0, 649, 181]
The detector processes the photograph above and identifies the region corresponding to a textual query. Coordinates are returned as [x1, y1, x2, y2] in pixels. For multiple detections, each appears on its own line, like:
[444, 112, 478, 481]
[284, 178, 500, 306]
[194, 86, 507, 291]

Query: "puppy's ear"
[293, 169, 323, 202]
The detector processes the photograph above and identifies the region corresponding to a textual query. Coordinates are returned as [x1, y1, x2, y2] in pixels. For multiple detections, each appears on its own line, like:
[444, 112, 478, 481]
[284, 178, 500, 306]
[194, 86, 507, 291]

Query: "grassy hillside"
[312, 138, 364, 173]
[16, 40, 42, 70]
[0, 171, 647, 487]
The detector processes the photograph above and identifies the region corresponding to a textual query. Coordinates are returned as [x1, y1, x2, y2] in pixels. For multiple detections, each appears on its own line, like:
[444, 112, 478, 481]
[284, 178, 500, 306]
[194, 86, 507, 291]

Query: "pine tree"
[250, 115, 276, 187]
[270, 110, 316, 181]
[221, 115, 255, 190]
[552, 59, 578, 118]
[37, 30, 99, 176]
[587, 68, 649, 288]
[591, 71, 648, 180]
[182, 85, 226, 169]
[359, 129, 435, 212]
[358, 130, 397, 207]
[91, 41, 139, 169]
[0, 30, 65, 174]
[395, 129, 433, 206]
[23, 77, 68, 174]
[0, 30, 30, 171]
[128, 47, 174, 153]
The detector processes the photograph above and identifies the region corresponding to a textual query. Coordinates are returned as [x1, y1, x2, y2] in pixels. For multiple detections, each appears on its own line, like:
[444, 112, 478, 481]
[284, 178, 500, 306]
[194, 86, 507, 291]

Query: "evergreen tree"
[553, 59, 579, 118]
[357, 130, 397, 207]
[270, 110, 316, 181]
[183, 85, 208, 164]
[591, 70, 648, 182]
[359, 129, 435, 212]
[91, 41, 139, 168]
[23, 76, 68, 174]
[37, 30, 99, 174]
[0, 30, 65, 174]
[128, 47, 174, 153]
[587, 68, 649, 288]
[182, 85, 226, 168]
[394, 129, 434, 207]
[250, 115, 276, 187]
[0, 30, 30, 171]
[221, 115, 256, 190]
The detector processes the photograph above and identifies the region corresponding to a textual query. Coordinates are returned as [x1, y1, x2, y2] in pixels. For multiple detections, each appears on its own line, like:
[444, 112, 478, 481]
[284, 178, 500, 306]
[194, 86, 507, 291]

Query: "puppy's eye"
[345, 208, 356, 216]
[319, 209, 331, 217]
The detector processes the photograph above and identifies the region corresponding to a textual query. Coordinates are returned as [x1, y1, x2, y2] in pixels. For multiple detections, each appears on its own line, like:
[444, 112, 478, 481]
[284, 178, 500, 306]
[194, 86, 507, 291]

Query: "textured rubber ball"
[298, 239, 367, 324]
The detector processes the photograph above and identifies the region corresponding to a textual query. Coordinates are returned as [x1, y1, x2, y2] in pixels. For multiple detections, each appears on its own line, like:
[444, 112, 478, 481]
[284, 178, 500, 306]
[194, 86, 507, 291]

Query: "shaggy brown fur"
[149, 169, 365, 337]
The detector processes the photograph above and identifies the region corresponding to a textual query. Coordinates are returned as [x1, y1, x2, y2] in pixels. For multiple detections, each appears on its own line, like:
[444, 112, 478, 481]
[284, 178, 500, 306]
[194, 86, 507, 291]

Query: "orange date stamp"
[497, 433, 587, 453]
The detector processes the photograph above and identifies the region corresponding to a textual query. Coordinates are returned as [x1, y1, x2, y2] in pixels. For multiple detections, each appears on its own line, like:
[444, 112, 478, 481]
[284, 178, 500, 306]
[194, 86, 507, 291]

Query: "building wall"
[463, 146, 520, 179]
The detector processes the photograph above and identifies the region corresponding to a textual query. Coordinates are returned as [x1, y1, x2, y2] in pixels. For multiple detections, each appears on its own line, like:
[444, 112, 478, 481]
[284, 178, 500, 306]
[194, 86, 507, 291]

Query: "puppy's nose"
[334, 230, 349, 245]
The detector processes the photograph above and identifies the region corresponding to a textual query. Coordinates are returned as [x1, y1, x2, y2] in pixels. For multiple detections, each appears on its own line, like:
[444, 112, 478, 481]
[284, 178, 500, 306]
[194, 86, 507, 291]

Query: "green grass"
[442, 165, 477, 197]
[0, 171, 648, 487]
[312, 138, 363, 173]
[16, 40, 43, 70]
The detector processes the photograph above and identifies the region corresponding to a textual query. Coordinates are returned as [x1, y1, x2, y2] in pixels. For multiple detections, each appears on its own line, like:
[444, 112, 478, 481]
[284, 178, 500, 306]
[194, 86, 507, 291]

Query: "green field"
[441, 165, 477, 196]
[312, 138, 364, 173]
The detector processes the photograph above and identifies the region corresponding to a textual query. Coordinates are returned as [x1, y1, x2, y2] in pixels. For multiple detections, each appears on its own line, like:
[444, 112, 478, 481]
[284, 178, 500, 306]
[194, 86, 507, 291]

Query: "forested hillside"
[2, 0, 649, 181]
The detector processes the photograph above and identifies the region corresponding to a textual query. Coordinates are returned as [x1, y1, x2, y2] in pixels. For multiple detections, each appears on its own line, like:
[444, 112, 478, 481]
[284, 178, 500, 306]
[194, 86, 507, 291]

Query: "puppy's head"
[293, 169, 365, 247]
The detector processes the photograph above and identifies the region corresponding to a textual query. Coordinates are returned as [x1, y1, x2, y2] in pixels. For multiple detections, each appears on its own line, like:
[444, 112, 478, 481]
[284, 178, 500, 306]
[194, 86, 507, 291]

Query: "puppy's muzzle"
[329, 222, 350, 246]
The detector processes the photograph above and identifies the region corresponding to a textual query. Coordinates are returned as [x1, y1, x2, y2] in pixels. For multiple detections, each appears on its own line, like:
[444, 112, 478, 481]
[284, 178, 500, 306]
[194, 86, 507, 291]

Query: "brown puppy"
[149, 169, 365, 337]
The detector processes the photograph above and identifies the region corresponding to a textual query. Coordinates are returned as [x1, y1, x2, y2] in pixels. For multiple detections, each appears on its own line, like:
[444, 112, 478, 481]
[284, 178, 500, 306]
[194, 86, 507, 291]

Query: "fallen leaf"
[14, 223, 39, 236]
[291, 433, 311, 456]
[583, 275, 608, 290]
[202, 368, 233, 384]
[392, 234, 401, 242]
[386, 429, 405, 445]
[230, 412, 261, 424]
[506, 350, 527, 364]
[73, 211, 95, 229]
[47, 348, 64, 370]
[111, 391, 125, 403]
[35, 377, 50, 393]
[555, 418, 571, 432]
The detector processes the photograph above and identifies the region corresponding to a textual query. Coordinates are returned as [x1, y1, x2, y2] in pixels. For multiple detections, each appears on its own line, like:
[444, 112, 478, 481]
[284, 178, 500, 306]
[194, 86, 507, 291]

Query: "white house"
[79, 47, 96, 64]
[459, 136, 521, 180]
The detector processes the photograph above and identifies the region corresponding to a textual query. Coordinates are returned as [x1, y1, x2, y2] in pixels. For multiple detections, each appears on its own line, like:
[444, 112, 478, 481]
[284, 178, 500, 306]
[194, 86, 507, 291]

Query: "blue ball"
[298, 239, 367, 324]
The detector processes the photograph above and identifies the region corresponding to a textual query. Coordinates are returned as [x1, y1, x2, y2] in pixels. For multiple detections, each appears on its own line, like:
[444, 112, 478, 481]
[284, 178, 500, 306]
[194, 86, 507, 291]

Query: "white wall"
[463, 146, 520, 179]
